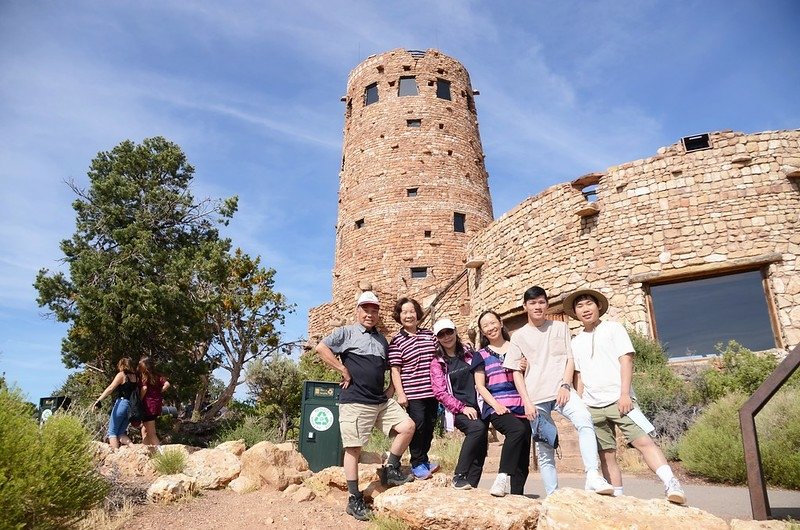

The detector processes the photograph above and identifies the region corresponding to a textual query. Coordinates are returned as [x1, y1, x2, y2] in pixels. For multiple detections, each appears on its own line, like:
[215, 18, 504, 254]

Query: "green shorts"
[588, 402, 650, 451]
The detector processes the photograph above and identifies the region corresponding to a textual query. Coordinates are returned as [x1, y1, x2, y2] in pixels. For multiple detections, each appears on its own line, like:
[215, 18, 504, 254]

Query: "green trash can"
[299, 380, 343, 472]
[38, 396, 71, 424]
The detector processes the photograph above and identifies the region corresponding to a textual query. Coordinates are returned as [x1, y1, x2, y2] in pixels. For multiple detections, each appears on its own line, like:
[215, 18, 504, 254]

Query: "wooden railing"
[739, 344, 800, 520]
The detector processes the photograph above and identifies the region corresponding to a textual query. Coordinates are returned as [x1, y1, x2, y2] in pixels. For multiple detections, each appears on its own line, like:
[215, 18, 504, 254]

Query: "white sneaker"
[585, 475, 614, 495]
[665, 477, 686, 505]
[490, 473, 509, 497]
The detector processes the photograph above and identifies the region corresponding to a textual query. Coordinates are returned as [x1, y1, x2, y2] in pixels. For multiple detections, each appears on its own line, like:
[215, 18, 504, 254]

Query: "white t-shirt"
[572, 320, 636, 408]
[504, 320, 572, 404]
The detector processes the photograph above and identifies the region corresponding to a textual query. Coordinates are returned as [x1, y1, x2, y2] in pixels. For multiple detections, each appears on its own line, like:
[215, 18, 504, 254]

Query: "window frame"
[364, 83, 379, 106]
[436, 78, 451, 100]
[453, 212, 466, 233]
[410, 266, 428, 279]
[398, 76, 418, 97]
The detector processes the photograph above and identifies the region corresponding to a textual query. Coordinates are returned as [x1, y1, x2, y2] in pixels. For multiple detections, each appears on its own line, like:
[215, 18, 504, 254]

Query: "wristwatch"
[560, 383, 572, 390]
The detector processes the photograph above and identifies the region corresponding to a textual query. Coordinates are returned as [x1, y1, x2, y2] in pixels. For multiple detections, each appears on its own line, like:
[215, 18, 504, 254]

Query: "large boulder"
[538, 488, 728, 529]
[239, 441, 311, 491]
[730, 521, 797, 529]
[100, 444, 156, 479]
[374, 482, 539, 529]
[228, 475, 260, 494]
[304, 464, 396, 501]
[183, 447, 241, 489]
[90, 441, 114, 466]
[215, 439, 246, 457]
[146, 473, 199, 503]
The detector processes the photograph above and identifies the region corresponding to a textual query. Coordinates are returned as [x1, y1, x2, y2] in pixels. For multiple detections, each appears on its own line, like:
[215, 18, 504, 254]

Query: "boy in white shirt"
[565, 288, 686, 505]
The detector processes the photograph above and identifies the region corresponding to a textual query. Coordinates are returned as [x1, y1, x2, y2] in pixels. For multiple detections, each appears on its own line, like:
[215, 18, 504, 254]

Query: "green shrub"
[0, 386, 108, 529]
[212, 414, 277, 448]
[368, 514, 409, 530]
[679, 388, 800, 489]
[151, 448, 186, 475]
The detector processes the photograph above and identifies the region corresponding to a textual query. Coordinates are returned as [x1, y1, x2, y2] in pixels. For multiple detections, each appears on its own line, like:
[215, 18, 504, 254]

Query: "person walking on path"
[94, 357, 138, 450]
[388, 297, 440, 480]
[504, 286, 613, 496]
[472, 310, 533, 497]
[315, 291, 416, 522]
[429, 318, 488, 490]
[565, 288, 686, 505]
[137, 356, 170, 447]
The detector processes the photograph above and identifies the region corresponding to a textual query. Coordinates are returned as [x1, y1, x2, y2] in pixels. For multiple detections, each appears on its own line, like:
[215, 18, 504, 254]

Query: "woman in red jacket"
[138, 357, 170, 446]
[429, 318, 488, 490]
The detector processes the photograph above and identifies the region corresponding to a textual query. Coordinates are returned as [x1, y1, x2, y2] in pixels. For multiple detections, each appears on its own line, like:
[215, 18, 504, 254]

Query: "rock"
[239, 441, 311, 491]
[90, 441, 113, 466]
[304, 464, 391, 501]
[100, 444, 156, 479]
[183, 448, 241, 489]
[538, 488, 728, 529]
[374, 482, 539, 529]
[146, 473, 199, 503]
[228, 475, 260, 494]
[285, 485, 316, 503]
[159, 444, 199, 458]
[730, 520, 796, 529]
[215, 439, 246, 457]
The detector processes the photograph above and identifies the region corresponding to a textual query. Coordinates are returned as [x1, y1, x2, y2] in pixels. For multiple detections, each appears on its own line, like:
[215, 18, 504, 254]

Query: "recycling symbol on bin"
[309, 406, 334, 432]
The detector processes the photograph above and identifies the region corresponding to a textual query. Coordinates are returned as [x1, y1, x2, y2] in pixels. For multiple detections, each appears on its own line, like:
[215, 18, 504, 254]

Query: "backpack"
[128, 382, 145, 423]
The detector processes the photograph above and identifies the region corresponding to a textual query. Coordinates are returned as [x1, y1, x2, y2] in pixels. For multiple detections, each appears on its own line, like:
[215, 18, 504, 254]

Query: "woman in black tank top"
[94, 357, 138, 449]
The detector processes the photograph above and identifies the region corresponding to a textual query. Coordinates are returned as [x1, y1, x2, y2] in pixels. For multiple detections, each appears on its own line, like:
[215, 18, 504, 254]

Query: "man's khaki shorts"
[588, 402, 649, 451]
[339, 400, 410, 448]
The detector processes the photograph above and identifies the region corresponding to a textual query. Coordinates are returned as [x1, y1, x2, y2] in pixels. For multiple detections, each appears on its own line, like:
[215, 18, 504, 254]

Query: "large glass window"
[365, 83, 379, 105]
[649, 270, 775, 358]
[398, 76, 418, 96]
[453, 212, 466, 233]
[436, 79, 451, 100]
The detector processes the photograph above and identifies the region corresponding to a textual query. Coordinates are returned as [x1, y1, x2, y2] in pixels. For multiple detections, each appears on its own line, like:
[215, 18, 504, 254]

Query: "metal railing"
[739, 344, 800, 520]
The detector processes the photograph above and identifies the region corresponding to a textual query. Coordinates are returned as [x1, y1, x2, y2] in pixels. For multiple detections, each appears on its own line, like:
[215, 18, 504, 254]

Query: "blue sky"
[1, 1, 798, 402]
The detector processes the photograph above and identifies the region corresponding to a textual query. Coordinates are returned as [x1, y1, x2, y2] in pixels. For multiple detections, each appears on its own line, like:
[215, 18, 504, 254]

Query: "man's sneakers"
[452, 473, 472, 490]
[489, 472, 510, 497]
[665, 477, 687, 505]
[411, 463, 432, 480]
[346, 494, 371, 522]
[386, 464, 415, 486]
[585, 474, 614, 496]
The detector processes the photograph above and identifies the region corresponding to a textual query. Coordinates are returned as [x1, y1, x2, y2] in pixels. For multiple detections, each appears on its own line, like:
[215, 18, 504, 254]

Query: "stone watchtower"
[308, 48, 493, 338]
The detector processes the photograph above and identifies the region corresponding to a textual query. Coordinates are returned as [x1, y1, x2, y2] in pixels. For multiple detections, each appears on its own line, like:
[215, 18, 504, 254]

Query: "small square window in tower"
[398, 76, 418, 97]
[407, 119, 421, 128]
[407, 188, 418, 197]
[355, 218, 364, 229]
[454, 212, 466, 233]
[411, 267, 428, 279]
[436, 79, 451, 100]
[365, 83, 379, 106]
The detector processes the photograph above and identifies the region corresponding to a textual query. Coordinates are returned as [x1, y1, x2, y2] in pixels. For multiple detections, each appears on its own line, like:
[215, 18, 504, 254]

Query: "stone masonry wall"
[466, 129, 800, 349]
[308, 49, 493, 341]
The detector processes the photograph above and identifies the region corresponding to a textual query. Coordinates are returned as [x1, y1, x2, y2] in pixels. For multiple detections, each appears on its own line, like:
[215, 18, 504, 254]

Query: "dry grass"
[368, 514, 410, 530]
[78, 499, 134, 530]
[617, 444, 648, 474]
[429, 431, 464, 474]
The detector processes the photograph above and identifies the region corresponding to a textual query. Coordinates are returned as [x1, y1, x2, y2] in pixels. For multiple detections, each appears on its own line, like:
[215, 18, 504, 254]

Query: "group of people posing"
[315, 286, 686, 522]
[94, 356, 170, 448]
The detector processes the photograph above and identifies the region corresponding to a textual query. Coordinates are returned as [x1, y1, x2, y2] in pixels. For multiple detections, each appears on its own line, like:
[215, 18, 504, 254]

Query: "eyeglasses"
[436, 329, 455, 338]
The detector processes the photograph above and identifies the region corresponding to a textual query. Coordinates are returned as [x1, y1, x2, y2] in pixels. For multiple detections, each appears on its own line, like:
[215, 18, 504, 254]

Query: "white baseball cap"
[432, 318, 456, 336]
[356, 291, 380, 308]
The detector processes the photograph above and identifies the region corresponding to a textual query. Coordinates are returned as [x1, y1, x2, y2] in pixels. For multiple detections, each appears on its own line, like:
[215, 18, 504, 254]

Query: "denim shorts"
[107, 397, 131, 438]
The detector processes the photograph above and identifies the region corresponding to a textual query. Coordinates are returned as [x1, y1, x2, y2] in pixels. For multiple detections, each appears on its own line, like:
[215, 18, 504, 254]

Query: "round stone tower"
[309, 48, 493, 336]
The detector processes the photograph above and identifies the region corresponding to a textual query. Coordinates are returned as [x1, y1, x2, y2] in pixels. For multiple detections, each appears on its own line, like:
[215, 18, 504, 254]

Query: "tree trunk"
[191, 373, 209, 422]
[202, 358, 242, 421]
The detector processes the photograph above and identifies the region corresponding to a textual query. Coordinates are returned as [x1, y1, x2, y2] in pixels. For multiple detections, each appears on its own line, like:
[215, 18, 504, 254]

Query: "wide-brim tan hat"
[563, 289, 609, 319]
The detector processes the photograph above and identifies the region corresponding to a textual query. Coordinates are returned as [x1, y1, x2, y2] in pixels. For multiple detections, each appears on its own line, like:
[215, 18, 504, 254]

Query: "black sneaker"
[385, 464, 415, 486]
[346, 494, 371, 522]
[452, 474, 472, 490]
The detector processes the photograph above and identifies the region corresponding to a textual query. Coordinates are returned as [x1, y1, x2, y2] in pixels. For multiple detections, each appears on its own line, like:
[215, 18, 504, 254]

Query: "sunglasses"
[436, 329, 455, 338]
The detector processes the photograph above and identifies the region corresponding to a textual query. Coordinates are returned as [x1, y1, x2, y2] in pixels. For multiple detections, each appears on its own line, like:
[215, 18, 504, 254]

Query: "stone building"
[308, 48, 493, 336]
[309, 48, 800, 359]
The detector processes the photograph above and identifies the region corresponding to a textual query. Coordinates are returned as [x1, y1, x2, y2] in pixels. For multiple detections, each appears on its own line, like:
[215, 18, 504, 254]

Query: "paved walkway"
[478, 472, 800, 522]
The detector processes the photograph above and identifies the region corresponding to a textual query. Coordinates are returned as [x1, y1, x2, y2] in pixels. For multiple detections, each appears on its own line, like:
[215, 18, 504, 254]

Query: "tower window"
[407, 188, 418, 197]
[398, 76, 418, 96]
[454, 212, 466, 233]
[411, 267, 428, 279]
[436, 79, 451, 100]
[682, 133, 711, 152]
[355, 218, 365, 229]
[424, 230, 431, 238]
[365, 83, 379, 106]
[407, 119, 421, 128]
